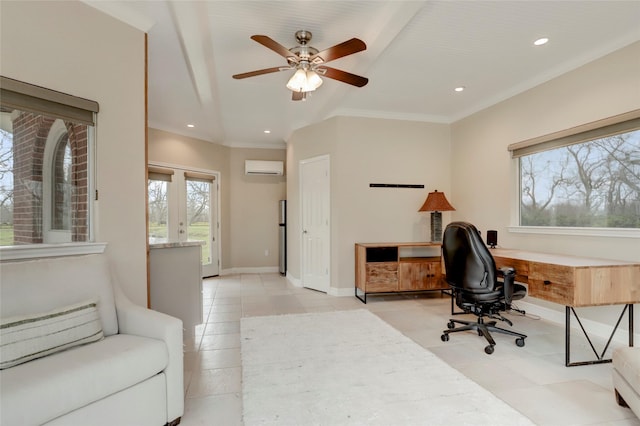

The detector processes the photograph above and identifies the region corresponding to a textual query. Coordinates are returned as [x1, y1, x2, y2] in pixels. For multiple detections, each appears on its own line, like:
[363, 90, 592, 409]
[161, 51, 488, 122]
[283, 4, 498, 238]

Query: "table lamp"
[418, 190, 455, 242]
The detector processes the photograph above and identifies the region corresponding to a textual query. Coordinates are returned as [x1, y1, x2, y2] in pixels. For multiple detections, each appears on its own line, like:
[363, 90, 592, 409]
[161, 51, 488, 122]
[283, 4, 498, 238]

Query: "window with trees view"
[518, 123, 640, 228]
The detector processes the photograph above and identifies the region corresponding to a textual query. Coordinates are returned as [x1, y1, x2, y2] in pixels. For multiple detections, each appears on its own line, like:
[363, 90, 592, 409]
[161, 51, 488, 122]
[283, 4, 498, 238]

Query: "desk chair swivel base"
[441, 313, 527, 355]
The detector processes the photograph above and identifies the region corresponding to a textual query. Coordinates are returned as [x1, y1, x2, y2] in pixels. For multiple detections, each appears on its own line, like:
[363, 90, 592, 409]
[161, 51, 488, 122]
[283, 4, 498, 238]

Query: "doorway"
[148, 163, 220, 277]
[300, 155, 330, 293]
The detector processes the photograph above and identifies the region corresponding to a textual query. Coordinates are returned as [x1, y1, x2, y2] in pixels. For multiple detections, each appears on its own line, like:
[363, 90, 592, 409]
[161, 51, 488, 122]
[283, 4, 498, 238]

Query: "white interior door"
[300, 155, 330, 293]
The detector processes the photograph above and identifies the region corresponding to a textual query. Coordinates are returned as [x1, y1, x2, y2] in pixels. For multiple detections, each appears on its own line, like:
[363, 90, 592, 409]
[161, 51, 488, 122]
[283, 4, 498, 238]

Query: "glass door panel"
[185, 178, 212, 268]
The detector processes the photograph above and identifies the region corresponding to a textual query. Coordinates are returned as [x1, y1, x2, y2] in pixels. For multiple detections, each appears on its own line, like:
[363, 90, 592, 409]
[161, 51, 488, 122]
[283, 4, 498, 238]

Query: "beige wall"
[287, 116, 451, 292]
[1, 1, 148, 304]
[451, 41, 640, 260]
[229, 149, 286, 270]
[450, 41, 640, 327]
[148, 128, 285, 271]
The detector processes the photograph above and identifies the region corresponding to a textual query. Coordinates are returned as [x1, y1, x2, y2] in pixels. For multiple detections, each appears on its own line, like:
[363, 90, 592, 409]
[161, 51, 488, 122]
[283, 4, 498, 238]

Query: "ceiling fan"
[232, 30, 368, 101]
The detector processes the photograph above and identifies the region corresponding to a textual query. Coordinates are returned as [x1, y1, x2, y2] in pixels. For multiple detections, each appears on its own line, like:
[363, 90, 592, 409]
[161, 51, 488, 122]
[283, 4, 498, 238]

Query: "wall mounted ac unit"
[245, 160, 284, 176]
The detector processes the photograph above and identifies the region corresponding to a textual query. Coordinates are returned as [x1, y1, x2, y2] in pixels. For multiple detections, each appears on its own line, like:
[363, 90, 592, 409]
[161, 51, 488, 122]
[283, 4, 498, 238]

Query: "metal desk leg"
[565, 304, 632, 367]
[629, 304, 634, 347]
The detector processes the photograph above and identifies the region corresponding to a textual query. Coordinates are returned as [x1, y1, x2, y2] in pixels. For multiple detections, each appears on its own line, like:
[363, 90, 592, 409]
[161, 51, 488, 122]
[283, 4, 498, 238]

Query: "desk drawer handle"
[544, 280, 552, 285]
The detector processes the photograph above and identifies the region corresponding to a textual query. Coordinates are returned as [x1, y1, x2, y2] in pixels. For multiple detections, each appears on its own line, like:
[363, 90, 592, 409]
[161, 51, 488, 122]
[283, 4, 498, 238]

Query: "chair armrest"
[113, 284, 184, 423]
[497, 267, 516, 305]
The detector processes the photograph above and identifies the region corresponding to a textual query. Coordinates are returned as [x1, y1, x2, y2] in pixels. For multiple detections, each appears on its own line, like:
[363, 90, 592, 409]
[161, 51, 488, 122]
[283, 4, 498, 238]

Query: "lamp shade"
[305, 70, 323, 90]
[418, 190, 455, 212]
[286, 69, 307, 92]
[286, 69, 323, 92]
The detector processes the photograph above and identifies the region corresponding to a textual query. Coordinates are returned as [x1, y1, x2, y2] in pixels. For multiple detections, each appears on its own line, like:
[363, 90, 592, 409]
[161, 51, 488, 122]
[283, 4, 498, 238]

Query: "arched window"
[43, 119, 72, 243]
[52, 134, 72, 231]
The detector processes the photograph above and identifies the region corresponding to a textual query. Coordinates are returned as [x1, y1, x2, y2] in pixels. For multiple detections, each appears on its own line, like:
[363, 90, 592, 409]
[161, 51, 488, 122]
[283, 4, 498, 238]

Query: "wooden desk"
[491, 248, 640, 366]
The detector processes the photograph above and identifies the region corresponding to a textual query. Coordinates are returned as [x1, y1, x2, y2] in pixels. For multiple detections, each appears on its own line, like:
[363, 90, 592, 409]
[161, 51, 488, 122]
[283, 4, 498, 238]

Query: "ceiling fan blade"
[251, 35, 298, 63]
[292, 91, 304, 101]
[319, 67, 369, 87]
[232, 67, 284, 79]
[310, 38, 366, 64]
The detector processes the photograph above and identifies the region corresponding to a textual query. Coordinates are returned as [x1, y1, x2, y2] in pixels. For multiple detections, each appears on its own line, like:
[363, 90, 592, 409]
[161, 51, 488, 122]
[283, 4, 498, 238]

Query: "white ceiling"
[86, 1, 640, 149]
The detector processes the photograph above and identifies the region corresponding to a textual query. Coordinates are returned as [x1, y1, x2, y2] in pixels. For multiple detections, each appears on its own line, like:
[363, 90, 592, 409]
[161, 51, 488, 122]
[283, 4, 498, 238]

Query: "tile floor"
[180, 273, 639, 425]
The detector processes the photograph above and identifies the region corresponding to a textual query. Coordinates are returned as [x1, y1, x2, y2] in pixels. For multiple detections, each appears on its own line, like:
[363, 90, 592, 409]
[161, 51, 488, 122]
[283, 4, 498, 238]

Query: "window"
[0, 76, 98, 247]
[509, 112, 640, 229]
[52, 135, 72, 231]
[148, 166, 172, 240]
[185, 173, 214, 265]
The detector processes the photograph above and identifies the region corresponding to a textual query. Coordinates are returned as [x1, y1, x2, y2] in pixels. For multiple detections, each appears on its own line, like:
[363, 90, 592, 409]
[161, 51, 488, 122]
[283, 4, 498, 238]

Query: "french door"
[148, 163, 220, 277]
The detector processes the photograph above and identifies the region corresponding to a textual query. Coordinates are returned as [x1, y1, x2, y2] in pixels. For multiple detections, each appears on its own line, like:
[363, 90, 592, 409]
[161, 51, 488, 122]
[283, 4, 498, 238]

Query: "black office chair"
[440, 222, 527, 354]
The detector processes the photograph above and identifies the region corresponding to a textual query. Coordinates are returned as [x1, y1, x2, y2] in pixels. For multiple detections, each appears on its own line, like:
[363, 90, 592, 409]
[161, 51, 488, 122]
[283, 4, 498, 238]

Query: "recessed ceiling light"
[454, 87, 465, 92]
[534, 37, 549, 46]
[264, 130, 271, 134]
[187, 124, 195, 128]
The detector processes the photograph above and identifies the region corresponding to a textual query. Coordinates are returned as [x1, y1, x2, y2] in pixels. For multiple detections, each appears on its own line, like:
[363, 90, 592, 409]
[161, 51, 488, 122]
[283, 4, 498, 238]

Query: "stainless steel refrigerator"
[279, 200, 286, 275]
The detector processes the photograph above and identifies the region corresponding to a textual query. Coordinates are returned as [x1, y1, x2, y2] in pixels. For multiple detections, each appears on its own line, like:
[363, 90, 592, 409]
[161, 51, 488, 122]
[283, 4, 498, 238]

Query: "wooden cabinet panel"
[530, 263, 574, 285]
[528, 263, 575, 305]
[427, 262, 445, 290]
[399, 258, 445, 291]
[365, 262, 398, 292]
[573, 264, 640, 307]
[398, 261, 427, 290]
[493, 256, 530, 284]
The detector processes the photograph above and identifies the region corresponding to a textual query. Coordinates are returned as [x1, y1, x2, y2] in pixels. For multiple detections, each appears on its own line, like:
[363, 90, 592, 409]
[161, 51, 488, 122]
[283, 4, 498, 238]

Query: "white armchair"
[0, 253, 184, 426]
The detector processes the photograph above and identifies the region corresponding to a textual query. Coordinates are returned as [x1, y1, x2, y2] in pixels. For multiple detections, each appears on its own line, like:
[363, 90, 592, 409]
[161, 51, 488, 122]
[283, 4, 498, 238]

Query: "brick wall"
[12, 112, 88, 244]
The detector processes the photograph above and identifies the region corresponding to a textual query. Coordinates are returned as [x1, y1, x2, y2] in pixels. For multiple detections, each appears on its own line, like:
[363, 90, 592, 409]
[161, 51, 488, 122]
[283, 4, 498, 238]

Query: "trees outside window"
[520, 129, 640, 228]
[148, 179, 169, 239]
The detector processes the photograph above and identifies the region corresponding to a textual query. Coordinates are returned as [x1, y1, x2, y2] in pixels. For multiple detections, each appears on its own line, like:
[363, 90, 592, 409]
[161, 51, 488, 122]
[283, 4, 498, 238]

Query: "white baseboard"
[220, 266, 279, 275]
[286, 272, 302, 288]
[516, 300, 640, 344]
[283, 272, 353, 297]
[328, 287, 355, 297]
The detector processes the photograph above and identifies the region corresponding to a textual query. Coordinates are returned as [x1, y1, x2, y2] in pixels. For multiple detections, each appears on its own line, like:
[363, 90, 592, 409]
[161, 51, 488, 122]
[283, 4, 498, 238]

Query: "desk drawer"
[366, 263, 398, 292]
[528, 263, 574, 305]
[493, 256, 530, 284]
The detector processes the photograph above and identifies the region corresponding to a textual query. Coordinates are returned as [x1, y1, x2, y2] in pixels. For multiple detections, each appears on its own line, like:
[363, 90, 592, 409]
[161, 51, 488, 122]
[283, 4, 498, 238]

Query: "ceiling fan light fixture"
[286, 69, 323, 92]
[286, 69, 307, 92]
[306, 70, 323, 90]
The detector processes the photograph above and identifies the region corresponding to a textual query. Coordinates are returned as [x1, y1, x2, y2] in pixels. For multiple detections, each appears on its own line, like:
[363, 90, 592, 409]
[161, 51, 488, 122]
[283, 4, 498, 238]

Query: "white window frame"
[43, 119, 72, 243]
[0, 76, 100, 261]
[508, 109, 640, 239]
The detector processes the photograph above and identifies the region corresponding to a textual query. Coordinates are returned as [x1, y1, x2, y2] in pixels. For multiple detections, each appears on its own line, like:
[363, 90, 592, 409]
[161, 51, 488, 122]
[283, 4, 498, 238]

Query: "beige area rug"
[241, 309, 534, 425]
